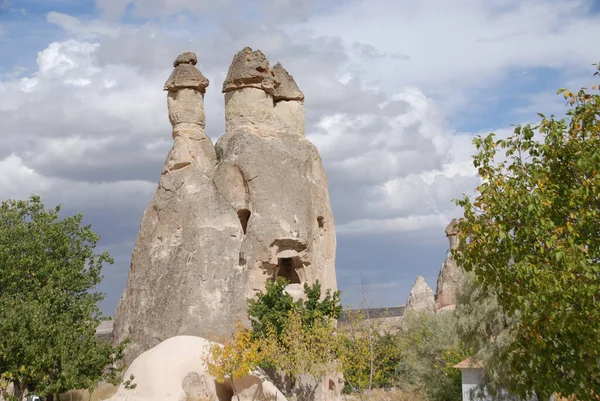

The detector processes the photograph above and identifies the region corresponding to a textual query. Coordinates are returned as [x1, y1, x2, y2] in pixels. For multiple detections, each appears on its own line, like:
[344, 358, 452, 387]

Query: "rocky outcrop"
[214, 47, 336, 303]
[405, 276, 436, 313]
[106, 336, 287, 401]
[112, 48, 337, 366]
[435, 219, 462, 310]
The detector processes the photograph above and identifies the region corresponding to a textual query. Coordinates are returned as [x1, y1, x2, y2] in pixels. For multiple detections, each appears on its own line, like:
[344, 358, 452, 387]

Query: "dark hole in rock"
[277, 257, 301, 284]
[214, 381, 234, 401]
[328, 380, 336, 392]
[237, 209, 251, 235]
[317, 216, 325, 229]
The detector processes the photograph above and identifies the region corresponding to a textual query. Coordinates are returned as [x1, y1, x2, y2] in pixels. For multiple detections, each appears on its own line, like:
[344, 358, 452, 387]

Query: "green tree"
[247, 277, 342, 340]
[395, 310, 467, 401]
[455, 65, 600, 400]
[335, 278, 401, 401]
[259, 309, 339, 399]
[0, 196, 126, 401]
[206, 278, 342, 400]
[454, 272, 522, 400]
[336, 309, 401, 400]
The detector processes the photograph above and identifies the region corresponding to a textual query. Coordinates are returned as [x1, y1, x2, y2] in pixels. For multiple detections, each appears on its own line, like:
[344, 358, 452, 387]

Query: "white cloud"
[37, 40, 100, 79]
[307, 86, 479, 234]
[46, 12, 122, 38]
[3, 0, 597, 239]
[96, 0, 234, 20]
[295, 0, 600, 112]
[0, 154, 156, 209]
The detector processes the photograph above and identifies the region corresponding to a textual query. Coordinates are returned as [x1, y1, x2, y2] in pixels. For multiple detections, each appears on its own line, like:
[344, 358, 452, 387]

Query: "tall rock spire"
[112, 53, 244, 365]
[214, 46, 337, 305]
[435, 219, 463, 310]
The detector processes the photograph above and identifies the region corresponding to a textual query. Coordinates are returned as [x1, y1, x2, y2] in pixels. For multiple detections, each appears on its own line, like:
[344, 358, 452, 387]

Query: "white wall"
[461, 368, 485, 401]
[459, 368, 553, 401]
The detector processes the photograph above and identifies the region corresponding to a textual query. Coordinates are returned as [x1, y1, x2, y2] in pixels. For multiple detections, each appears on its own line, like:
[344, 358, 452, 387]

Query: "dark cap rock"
[164, 52, 209, 93]
[272, 62, 304, 102]
[173, 52, 197, 67]
[222, 47, 279, 95]
[445, 218, 459, 236]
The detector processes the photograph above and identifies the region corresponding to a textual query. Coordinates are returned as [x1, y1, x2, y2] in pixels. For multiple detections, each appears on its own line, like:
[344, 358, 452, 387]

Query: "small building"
[454, 357, 487, 401]
[453, 357, 554, 401]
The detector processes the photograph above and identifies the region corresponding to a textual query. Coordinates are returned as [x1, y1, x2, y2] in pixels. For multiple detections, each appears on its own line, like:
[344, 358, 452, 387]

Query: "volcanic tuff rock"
[435, 218, 463, 310]
[405, 276, 436, 313]
[112, 48, 337, 365]
[106, 336, 288, 401]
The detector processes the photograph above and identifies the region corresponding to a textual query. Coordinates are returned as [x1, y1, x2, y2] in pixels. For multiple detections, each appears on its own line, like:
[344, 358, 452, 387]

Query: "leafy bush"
[395, 311, 467, 401]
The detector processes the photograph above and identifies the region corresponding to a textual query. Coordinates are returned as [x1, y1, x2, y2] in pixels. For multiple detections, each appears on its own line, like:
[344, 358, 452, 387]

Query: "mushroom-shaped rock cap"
[164, 52, 209, 93]
[272, 62, 304, 102]
[173, 52, 197, 67]
[222, 47, 278, 94]
[445, 218, 459, 236]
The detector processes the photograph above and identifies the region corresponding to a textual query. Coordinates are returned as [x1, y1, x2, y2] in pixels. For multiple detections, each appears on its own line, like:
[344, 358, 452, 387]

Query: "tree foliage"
[203, 322, 261, 401]
[247, 277, 342, 340]
[206, 278, 342, 399]
[455, 65, 600, 400]
[454, 272, 521, 400]
[259, 309, 338, 395]
[395, 311, 467, 401]
[336, 309, 401, 400]
[0, 196, 126, 401]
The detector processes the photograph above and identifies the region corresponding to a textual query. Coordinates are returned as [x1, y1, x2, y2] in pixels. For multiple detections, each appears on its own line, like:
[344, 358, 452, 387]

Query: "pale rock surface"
[113, 49, 337, 367]
[112, 53, 245, 364]
[435, 219, 463, 310]
[214, 47, 337, 313]
[106, 336, 287, 401]
[405, 276, 436, 313]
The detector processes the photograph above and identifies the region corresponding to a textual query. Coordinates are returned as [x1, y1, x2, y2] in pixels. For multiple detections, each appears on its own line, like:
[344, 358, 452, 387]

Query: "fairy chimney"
[435, 219, 463, 310]
[112, 49, 337, 366]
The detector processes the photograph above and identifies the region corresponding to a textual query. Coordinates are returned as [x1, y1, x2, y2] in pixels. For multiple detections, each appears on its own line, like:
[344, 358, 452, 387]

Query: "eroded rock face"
[435, 219, 463, 310]
[113, 49, 337, 366]
[214, 48, 336, 310]
[106, 336, 287, 401]
[405, 276, 436, 313]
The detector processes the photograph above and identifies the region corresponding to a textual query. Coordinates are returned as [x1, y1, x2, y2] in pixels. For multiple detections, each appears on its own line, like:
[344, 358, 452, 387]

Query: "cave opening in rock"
[317, 216, 325, 229]
[277, 257, 301, 284]
[214, 381, 234, 401]
[237, 209, 251, 235]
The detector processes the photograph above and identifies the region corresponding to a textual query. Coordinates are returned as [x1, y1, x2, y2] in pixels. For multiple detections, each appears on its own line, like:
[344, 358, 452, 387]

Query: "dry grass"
[343, 388, 428, 401]
[59, 383, 118, 401]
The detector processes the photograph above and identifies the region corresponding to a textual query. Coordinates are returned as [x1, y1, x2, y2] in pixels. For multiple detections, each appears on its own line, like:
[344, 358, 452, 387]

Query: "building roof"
[453, 356, 483, 369]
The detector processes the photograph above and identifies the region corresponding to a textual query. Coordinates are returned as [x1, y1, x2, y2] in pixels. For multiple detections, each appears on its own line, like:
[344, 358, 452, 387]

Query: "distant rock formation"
[405, 276, 436, 313]
[112, 48, 337, 366]
[435, 219, 462, 310]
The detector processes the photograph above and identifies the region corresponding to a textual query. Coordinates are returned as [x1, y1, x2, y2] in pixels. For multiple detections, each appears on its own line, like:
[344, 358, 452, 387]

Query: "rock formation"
[214, 47, 336, 299]
[112, 48, 337, 365]
[405, 276, 436, 313]
[107, 336, 287, 401]
[435, 218, 462, 310]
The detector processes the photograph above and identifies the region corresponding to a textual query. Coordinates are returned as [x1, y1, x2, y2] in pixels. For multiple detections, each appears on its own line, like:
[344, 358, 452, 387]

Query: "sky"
[1, 0, 599, 315]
